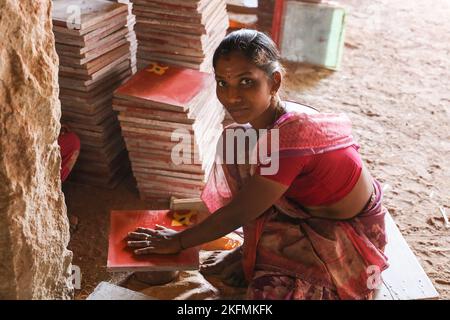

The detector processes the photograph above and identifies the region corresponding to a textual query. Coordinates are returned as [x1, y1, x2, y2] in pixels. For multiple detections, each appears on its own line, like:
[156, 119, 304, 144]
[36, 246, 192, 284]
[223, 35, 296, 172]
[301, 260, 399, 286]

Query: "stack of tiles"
[132, 0, 229, 72]
[257, 0, 275, 36]
[107, 0, 138, 73]
[113, 63, 225, 202]
[226, 0, 259, 33]
[52, 0, 135, 188]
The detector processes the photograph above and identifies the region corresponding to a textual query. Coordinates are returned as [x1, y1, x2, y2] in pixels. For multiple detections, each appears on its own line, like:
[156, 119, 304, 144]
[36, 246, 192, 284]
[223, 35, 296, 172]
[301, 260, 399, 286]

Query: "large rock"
[0, 0, 73, 299]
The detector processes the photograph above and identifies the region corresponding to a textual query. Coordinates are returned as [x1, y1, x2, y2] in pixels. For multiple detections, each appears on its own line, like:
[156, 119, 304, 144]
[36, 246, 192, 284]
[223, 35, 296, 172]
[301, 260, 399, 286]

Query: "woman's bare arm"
[128, 175, 289, 255]
[180, 175, 289, 249]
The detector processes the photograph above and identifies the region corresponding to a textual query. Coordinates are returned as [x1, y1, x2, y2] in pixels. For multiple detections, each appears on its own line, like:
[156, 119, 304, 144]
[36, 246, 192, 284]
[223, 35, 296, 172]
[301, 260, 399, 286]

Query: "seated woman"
[127, 29, 389, 300]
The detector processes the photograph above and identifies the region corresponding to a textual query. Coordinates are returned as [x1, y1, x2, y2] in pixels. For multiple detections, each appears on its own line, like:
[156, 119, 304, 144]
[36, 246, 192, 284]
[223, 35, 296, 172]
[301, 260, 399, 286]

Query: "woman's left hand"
[126, 225, 182, 255]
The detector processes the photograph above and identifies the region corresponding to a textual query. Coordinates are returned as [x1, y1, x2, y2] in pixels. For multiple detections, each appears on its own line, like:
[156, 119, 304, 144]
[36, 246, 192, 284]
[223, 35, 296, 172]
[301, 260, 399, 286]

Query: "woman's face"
[215, 51, 274, 124]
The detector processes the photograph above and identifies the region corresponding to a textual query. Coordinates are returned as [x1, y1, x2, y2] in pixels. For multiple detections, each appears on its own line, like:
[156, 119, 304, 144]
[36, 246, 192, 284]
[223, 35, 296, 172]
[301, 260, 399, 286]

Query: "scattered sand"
[282, 0, 450, 299]
[64, 0, 450, 299]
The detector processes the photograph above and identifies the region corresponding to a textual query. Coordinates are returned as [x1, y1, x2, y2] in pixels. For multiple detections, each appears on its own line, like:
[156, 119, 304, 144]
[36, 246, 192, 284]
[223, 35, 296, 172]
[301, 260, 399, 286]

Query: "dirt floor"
[64, 0, 450, 300]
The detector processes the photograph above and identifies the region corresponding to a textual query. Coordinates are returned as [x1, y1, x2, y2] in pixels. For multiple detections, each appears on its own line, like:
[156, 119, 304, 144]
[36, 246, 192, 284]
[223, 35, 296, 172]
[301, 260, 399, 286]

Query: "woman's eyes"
[217, 80, 227, 87]
[216, 79, 254, 88]
[240, 78, 254, 86]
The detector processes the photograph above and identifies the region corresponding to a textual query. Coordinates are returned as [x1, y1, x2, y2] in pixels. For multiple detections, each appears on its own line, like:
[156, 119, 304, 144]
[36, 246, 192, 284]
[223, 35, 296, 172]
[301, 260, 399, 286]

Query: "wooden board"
[59, 52, 131, 81]
[53, 16, 125, 43]
[135, 28, 208, 49]
[124, 146, 174, 159]
[227, 3, 258, 15]
[62, 104, 114, 125]
[112, 96, 189, 113]
[373, 212, 439, 300]
[121, 124, 190, 141]
[137, 56, 206, 71]
[73, 125, 122, 147]
[138, 43, 206, 58]
[133, 167, 204, 182]
[52, 12, 127, 37]
[135, 9, 227, 37]
[57, 38, 129, 65]
[133, 8, 202, 23]
[132, 0, 227, 72]
[137, 184, 203, 198]
[125, 137, 198, 153]
[133, 0, 225, 34]
[56, 28, 129, 56]
[121, 126, 186, 140]
[52, 0, 128, 31]
[65, 112, 119, 132]
[59, 72, 128, 99]
[136, 182, 204, 197]
[75, 150, 129, 175]
[132, 0, 209, 11]
[69, 165, 129, 189]
[87, 282, 156, 300]
[113, 104, 194, 124]
[124, 141, 200, 157]
[130, 157, 204, 175]
[58, 44, 130, 76]
[140, 192, 202, 201]
[136, 33, 204, 51]
[59, 64, 131, 90]
[136, 175, 204, 190]
[60, 94, 112, 114]
[137, 185, 202, 199]
[62, 111, 112, 126]
[135, 170, 204, 186]
[53, 17, 127, 47]
[118, 115, 193, 131]
[81, 137, 126, 160]
[169, 197, 208, 212]
[133, 135, 204, 151]
[127, 146, 200, 161]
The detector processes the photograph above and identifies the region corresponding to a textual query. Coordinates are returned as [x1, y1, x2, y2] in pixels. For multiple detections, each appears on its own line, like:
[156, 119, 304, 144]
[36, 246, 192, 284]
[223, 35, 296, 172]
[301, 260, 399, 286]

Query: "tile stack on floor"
[132, 0, 229, 72]
[113, 63, 225, 202]
[226, 0, 258, 33]
[256, 0, 275, 36]
[107, 0, 138, 73]
[52, 0, 136, 188]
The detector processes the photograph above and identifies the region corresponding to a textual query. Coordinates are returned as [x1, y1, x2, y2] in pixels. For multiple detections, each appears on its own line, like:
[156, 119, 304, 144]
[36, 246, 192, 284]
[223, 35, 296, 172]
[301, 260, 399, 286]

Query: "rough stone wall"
[0, 0, 73, 299]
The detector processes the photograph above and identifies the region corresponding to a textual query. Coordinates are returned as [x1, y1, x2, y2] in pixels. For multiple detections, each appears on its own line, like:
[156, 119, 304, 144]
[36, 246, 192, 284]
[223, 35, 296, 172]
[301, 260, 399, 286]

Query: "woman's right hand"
[126, 225, 183, 255]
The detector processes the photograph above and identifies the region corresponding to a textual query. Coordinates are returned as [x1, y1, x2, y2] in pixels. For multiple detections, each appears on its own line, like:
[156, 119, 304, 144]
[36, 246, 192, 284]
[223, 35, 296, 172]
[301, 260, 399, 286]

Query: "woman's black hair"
[212, 29, 284, 78]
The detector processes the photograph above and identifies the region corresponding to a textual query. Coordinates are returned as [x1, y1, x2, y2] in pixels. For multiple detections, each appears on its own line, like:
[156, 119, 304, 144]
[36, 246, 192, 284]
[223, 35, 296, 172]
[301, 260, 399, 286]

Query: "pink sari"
[201, 112, 389, 300]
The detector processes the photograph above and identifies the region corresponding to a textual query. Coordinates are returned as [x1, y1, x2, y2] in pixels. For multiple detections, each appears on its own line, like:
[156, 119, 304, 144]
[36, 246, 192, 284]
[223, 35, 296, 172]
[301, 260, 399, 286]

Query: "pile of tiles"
[257, 0, 275, 36]
[113, 63, 225, 202]
[132, 0, 229, 72]
[52, 0, 136, 187]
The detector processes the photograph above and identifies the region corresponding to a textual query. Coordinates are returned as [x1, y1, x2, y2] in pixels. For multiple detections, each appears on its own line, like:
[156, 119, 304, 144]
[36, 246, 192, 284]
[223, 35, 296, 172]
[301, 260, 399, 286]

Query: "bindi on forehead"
[216, 52, 257, 78]
[224, 67, 234, 79]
